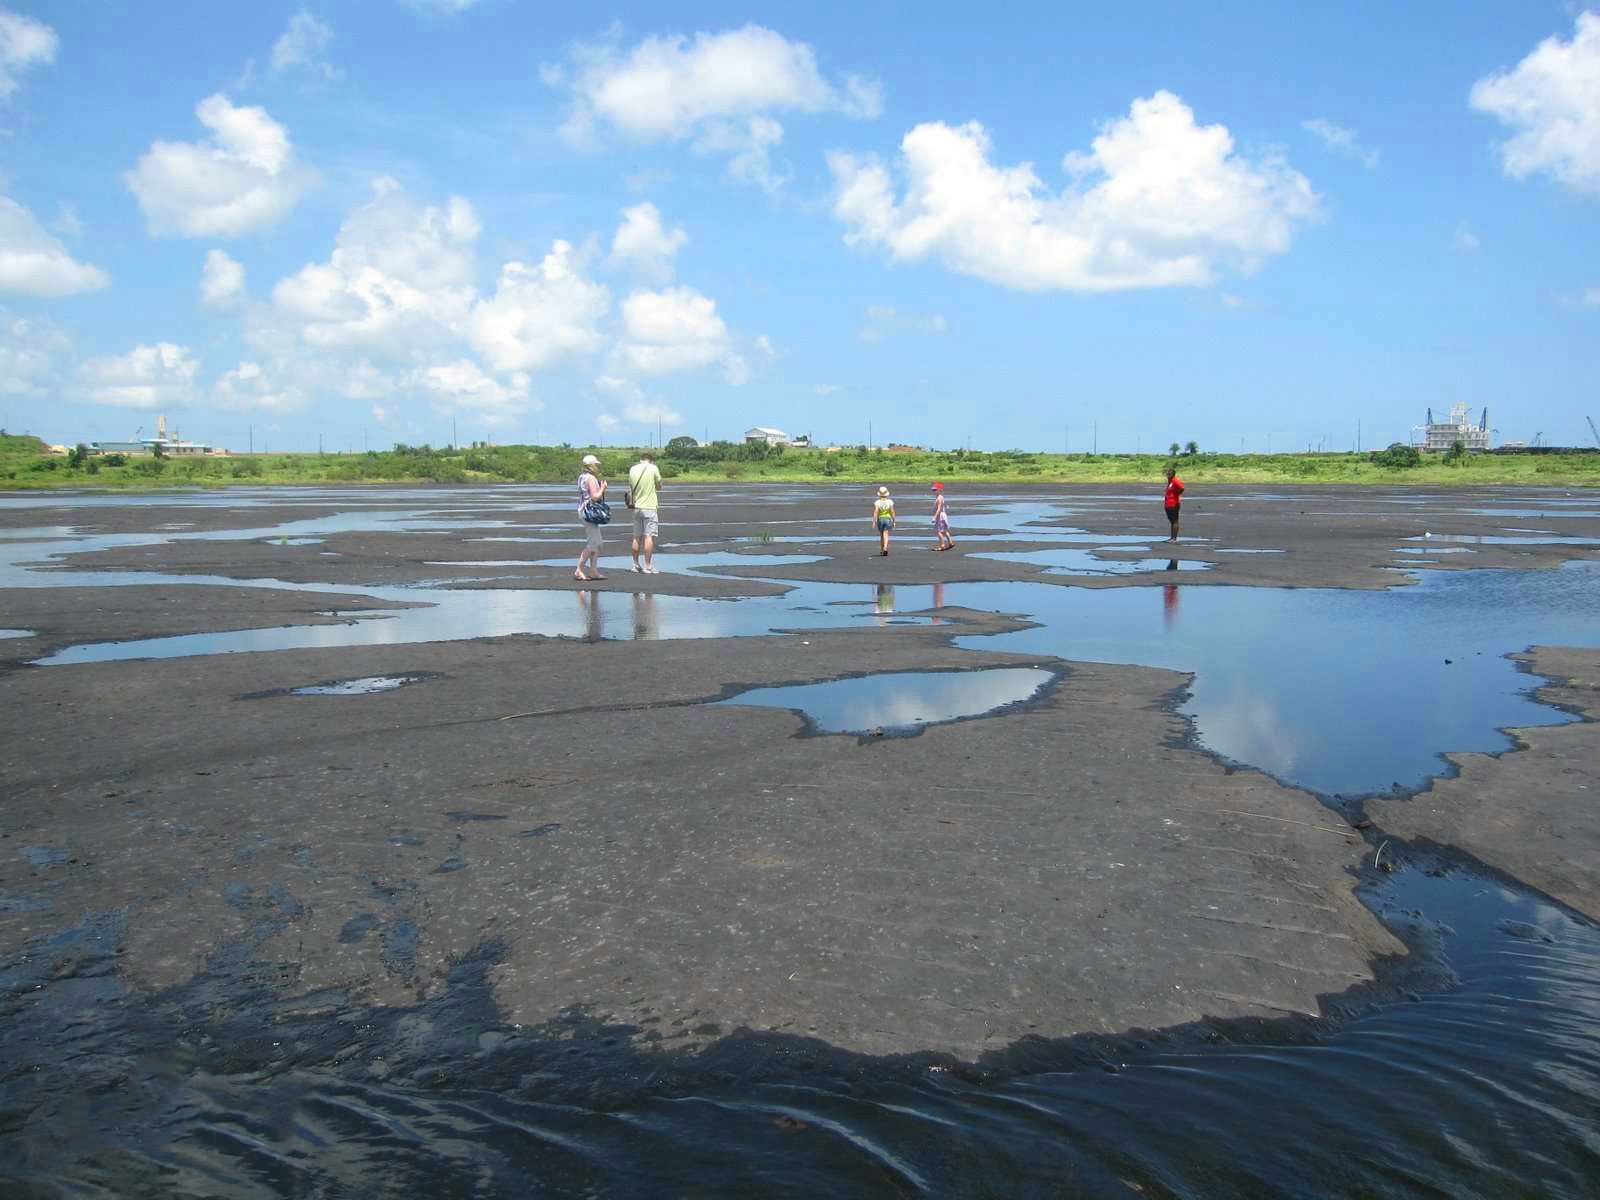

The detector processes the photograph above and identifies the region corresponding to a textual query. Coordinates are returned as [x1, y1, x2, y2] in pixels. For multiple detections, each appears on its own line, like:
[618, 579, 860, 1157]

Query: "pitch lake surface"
[3, 485, 1599, 1197]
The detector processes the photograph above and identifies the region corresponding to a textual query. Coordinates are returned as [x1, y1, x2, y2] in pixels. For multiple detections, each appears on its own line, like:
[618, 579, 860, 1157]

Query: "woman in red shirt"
[1164, 467, 1184, 542]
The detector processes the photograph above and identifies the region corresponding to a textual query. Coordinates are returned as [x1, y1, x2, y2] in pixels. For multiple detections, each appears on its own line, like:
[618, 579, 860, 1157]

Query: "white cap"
[581, 454, 599, 466]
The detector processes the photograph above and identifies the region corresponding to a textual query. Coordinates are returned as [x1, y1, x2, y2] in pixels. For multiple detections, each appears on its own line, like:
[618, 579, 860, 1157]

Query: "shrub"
[1368, 442, 1420, 469]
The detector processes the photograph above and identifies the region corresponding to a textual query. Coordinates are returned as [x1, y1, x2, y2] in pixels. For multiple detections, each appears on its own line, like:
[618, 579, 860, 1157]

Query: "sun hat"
[877, 486, 889, 496]
[581, 454, 599, 466]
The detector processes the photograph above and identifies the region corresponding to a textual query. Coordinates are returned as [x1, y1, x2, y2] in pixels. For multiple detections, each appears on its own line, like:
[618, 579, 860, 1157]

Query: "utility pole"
[868, 420, 873, 451]
[318, 433, 323, 456]
[1093, 422, 1098, 454]
[452, 418, 458, 449]
[248, 424, 253, 455]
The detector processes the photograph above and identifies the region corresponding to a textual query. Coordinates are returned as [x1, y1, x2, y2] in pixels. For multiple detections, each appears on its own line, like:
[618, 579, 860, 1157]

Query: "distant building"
[743, 427, 811, 448]
[1412, 403, 1491, 452]
[91, 414, 225, 456]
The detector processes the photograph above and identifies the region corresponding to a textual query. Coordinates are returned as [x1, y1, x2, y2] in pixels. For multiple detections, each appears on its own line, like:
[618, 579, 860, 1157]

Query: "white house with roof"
[743, 427, 810, 448]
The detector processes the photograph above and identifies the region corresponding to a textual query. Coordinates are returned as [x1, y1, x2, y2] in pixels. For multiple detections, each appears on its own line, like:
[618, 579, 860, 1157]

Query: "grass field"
[4, 432, 1597, 490]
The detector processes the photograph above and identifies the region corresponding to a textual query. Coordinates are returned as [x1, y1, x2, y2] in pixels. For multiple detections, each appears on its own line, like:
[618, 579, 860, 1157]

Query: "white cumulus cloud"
[1301, 118, 1379, 168]
[0, 195, 109, 296]
[0, 311, 69, 397]
[415, 358, 535, 425]
[470, 239, 610, 372]
[607, 202, 687, 280]
[556, 24, 880, 141]
[213, 360, 305, 412]
[829, 91, 1320, 292]
[200, 248, 245, 308]
[552, 24, 879, 188]
[0, 7, 56, 98]
[622, 398, 682, 426]
[125, 93, 316, 237]
[1453, 223, 1481, 254]
[616, 285, 744, 379]
[1470, 12, 1600, 196]
[272, 178, 478, 351]
[76, 343, 201, 410]
[271, 10, 337, 78]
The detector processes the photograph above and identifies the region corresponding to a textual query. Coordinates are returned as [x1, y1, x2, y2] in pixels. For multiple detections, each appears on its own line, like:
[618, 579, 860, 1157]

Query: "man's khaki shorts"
[633, 508, 660, 539]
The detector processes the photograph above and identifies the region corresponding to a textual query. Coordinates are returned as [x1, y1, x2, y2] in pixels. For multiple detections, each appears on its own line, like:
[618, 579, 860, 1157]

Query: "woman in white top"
[575, 454, 607, 581]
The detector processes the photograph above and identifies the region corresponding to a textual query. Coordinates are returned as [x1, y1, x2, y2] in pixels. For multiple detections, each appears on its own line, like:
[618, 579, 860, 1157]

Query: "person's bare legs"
[642, 531, 655, 571]
[1167, 511, 1180, 542]
[879, 525, 890, 555]
[630, 532, 642, 571]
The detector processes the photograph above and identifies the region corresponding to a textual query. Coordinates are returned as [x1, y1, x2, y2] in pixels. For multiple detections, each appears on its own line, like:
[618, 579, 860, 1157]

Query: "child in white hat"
[872, 486, 896, 556]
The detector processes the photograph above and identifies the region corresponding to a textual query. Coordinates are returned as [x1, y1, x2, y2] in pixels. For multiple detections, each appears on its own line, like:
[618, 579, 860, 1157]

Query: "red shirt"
[1164, 476, 1184, 507]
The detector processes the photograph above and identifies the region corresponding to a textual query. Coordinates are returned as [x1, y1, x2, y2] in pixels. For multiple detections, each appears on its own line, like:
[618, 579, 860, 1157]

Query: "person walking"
[1163, 465, 1185, 542]
[575, 454, 608, 581]
[873, 486, 896, 555]
[931, 481, 955, 551]
[627, 450, 663, 574]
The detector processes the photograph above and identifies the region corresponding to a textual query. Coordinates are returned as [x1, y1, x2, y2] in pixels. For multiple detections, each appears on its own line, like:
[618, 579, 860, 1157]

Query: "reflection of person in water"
[631, 591, 658, 640]
[1163, 577, 1180, 630]
[874, 583, 896, 623]
[576, 589, 604, 642]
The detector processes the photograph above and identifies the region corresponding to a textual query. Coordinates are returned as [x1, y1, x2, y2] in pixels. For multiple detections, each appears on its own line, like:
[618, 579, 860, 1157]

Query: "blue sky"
[2, 1, 1597, 453]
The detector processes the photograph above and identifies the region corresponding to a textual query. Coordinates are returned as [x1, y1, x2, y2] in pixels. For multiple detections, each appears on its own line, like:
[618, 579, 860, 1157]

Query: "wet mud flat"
[2, 483, 1599, 1197]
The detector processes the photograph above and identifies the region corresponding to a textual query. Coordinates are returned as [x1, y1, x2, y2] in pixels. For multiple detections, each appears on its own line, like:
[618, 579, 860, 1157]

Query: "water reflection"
[948, 564, 1600, 796]
[974, 548, 1214, 576]
[632, 591, 659, 640]
[717, 667, 1054, 733]
[576, 590, 604, 642]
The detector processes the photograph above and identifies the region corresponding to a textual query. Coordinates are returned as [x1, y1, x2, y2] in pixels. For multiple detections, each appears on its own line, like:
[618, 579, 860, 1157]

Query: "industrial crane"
[1588, 416, 1600, 448]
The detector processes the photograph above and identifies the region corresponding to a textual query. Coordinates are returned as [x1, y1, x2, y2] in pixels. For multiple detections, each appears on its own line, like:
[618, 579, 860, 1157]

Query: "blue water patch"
[946, 563, 1600, 797]
[974, 549, 1214, 575]
[291, 675, 430, 696]
[717, 667, 1054, 734]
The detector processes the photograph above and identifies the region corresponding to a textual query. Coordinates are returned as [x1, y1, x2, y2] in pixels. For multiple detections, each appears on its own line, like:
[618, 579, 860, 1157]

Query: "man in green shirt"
[628, 451, 663, 573]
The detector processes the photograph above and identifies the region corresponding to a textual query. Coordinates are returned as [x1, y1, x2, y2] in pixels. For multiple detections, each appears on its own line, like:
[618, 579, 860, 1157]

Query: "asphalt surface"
[1, 482, 1597, 1062]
